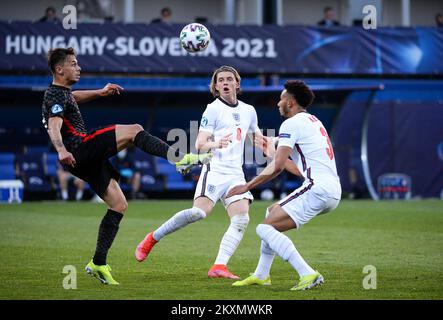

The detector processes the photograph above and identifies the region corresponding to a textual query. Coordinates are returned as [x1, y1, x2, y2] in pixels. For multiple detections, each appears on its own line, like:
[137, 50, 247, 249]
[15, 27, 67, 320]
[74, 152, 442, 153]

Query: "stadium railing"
[0, 75, 262, 91]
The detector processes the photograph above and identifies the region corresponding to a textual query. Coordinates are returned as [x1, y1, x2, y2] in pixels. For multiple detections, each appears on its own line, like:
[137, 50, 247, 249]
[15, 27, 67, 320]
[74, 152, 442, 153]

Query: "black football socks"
[134, 130, 184, 161]
[93, 209, 123, 266]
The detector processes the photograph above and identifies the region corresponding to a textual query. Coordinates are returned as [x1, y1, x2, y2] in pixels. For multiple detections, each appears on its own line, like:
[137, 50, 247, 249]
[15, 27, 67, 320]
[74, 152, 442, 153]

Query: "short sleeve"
[277, 119, 298, 149]
[44, 90, 66, 119]
[249, 107, 260, 133]
[199, 104, 218, 133]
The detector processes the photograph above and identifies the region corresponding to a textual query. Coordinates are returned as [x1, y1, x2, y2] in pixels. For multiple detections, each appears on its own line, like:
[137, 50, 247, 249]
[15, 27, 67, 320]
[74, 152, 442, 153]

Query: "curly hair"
[284, 80, 315, 109]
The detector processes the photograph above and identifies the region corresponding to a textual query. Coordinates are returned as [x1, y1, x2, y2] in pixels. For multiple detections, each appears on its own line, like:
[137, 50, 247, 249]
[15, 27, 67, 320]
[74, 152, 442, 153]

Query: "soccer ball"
[180, 23, 211, 53]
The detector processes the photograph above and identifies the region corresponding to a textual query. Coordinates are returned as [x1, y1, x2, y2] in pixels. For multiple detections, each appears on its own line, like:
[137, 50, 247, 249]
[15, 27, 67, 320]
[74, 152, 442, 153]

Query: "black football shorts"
[67, 125, 120, 198]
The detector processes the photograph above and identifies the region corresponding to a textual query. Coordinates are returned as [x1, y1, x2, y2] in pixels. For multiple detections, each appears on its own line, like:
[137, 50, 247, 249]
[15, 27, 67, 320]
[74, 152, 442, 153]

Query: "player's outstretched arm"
[72, 83, 124, 104]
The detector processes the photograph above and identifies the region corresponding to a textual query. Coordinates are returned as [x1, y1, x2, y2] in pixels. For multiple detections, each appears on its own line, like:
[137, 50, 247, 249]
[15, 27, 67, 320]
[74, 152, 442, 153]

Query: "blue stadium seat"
[15, 153, 53, 193]
[44, 153, 59, 178]
[0, 153, 16, 180]
[0, 164, 16, 180]
[132, 150, 165, 192]
[156, 158, 194, 191]
[0, 153, 15, 165]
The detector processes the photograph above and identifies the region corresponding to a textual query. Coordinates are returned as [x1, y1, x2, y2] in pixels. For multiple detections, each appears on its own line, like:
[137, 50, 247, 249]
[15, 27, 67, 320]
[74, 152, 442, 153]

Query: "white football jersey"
[277, 112, 341, 198]
[199, 98, 259, 175]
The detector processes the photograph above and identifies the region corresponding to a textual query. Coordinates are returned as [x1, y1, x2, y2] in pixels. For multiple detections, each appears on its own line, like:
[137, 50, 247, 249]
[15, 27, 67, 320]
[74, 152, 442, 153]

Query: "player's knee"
[256, 223, 273, 239]
[113, 199, 128, 213]
[231, 213, 249, 233]
[132, 123, 144, 133]
[187, 207, 206, 222]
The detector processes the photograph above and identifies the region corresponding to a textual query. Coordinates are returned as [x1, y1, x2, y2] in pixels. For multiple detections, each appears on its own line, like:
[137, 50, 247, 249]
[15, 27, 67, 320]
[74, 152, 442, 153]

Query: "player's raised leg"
[85, 179, 126, 285]
[114, 124, 212, 171]
[115, 124, 171, 159]
[208, 199, 250, 280]
[135, 196, 212, 262]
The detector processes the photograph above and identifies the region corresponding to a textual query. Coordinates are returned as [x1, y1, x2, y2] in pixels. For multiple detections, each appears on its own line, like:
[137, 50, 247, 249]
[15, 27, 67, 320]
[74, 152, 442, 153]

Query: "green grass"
[0, 200, 442, 300]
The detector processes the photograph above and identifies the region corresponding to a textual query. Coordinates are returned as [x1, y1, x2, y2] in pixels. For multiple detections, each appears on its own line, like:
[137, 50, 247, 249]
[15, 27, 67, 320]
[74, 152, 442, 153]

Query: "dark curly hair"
[284, 80, 315, 109]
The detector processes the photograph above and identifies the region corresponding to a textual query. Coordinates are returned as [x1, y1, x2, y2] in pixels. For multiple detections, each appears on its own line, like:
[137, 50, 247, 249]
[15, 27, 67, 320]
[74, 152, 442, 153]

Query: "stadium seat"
[0, 164, 16, 180]
[156, 158, 194, 191]
[43, 153, 59, 178]
[0, 153, 16, 180]
[0, 153, 15, 165]
[15, 153, 53, 193]
[132, 150, 165, 192]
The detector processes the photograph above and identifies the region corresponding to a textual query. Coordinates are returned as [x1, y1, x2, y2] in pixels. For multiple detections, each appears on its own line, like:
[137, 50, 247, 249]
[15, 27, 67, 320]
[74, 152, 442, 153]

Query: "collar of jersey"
[218, 97, 238, 108]
[51, 83, 72, 91]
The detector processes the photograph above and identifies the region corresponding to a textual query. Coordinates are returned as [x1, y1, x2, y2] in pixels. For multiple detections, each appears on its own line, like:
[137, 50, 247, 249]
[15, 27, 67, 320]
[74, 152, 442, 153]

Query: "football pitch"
[0, 199, 442, 300]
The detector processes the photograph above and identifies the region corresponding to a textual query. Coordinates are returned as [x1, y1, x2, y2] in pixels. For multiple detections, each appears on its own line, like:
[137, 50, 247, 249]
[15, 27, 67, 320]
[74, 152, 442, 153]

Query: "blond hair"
[209, 65, 241, 97]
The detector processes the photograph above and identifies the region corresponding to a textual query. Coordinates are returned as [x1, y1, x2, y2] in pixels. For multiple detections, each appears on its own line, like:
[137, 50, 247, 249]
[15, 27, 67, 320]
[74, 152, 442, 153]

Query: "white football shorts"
[278, 181, 340, 228]
[194, 165, 254, 209]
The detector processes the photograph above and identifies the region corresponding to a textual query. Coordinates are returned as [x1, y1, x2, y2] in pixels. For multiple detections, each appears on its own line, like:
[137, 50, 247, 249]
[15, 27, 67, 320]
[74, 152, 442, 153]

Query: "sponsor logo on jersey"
[232, 113, 240, 122]
[279, 133, 291, 138]
[51, 104, 64, 114]
[201, 116, 208, 127]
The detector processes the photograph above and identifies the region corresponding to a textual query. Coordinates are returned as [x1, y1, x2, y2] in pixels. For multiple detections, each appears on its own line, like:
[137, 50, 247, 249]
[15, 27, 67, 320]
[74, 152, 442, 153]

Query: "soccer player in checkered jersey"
[135, 66, 263, 279]
[227, 80, 342, 290]
[42, 47, 211, 285]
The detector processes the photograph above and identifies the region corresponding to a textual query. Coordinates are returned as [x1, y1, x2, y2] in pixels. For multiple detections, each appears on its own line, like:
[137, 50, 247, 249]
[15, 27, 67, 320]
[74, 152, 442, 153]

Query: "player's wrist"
[206, 141, 218, 149]
[57, 146, 68, 154]
[98, 88, 107, 97]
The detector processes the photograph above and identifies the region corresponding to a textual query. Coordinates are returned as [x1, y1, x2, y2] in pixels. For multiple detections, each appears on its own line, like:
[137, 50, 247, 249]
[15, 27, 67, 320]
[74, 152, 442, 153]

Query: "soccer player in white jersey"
[227, 80, 342, 290]
[135, 66, 262, 279]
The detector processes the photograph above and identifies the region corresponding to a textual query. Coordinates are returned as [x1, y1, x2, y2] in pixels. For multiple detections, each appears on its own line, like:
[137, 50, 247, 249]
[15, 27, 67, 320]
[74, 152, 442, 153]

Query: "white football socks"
[256, 224, 315, 277]
[153, 207, 206, 241]
[254, 240, 275, 280]
[75, 190, 83, 201]
[214, 213, 249, 265]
